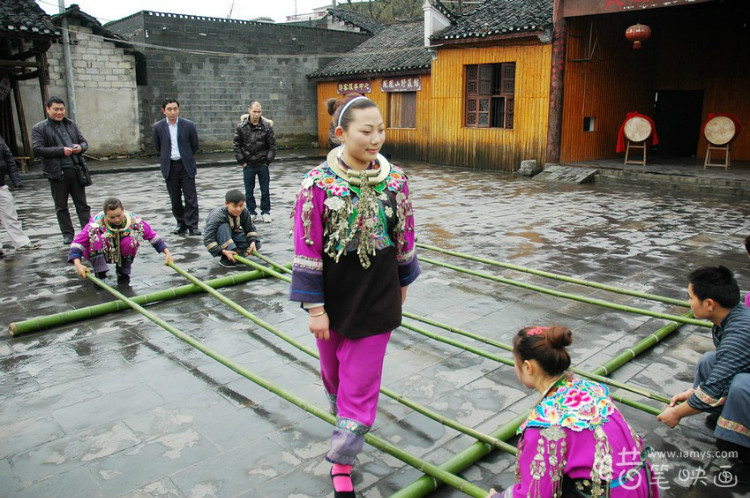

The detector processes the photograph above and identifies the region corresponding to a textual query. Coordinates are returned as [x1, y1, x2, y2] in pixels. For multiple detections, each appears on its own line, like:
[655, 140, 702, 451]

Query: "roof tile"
[309, 21, 430, 79]
[433, 0, 552, 41]
[0, 0, 58, 36]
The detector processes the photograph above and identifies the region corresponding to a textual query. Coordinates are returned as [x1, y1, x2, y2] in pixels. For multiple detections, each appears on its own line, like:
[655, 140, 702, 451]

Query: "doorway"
[652, 90, 703, 157]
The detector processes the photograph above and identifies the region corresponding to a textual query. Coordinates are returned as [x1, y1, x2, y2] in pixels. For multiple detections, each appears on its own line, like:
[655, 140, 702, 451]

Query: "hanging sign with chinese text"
[337, 81, 371, 94]
[381, 76, 422, 92]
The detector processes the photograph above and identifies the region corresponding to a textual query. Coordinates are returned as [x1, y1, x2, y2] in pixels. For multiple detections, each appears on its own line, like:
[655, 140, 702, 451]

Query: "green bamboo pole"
[232, 255, 670, 494]
[400, 319, 664, 412]
[240, 255, 665, 405]
[252, 251, 293, 274]
[85, 273, 489, 498]
[417, 243, 690, 308]
[243, 254, 670, 404]
[592, 311, 694, 376]
[419, 255, 709, 328]
[235, 254, 292, 282]
[402, 313, 671, 404]
[168, 261, 517, 455]
[390, 316, 685, 498]
[8, 267, 284, 336]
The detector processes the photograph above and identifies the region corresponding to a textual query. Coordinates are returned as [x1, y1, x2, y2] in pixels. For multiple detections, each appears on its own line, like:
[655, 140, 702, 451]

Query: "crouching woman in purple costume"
[488, 325, 659, 498]
[68, 197, 173, 282]
[289, 95, 420, 497]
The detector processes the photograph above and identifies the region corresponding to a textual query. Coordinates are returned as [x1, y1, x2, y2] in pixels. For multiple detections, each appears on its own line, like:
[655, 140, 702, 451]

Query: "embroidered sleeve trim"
[293, 255, 323, 271]
[717, 417, 750, 437]
[694, 386, 726, 407]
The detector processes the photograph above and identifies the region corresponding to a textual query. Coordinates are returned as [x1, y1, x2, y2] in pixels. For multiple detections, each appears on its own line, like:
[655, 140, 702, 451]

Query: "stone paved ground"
[1, 158, 749, 497]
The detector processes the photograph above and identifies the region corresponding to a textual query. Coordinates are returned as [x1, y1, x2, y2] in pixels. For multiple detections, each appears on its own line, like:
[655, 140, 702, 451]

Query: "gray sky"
[36, 0, 339, 24]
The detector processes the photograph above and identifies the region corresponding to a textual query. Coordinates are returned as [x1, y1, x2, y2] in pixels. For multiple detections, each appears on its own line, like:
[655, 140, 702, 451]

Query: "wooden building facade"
[309, 21, 432, 162]
[558, 0, 750, 163]
[312, 0, 748, 171]
[315, 75, 432, 161]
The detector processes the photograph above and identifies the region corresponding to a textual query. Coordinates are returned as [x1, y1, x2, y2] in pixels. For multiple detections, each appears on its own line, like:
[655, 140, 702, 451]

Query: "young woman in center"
[290, 95, 420, 497]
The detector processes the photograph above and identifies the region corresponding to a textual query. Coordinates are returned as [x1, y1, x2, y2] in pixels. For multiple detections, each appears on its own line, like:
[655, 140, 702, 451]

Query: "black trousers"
[165, 160, 199, 230]
[49, 168, 91, 239]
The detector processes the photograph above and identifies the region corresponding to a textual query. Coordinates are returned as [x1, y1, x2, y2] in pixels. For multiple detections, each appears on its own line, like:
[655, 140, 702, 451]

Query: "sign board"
[337, 81, 371, 94]
[381, 76, 422, 92]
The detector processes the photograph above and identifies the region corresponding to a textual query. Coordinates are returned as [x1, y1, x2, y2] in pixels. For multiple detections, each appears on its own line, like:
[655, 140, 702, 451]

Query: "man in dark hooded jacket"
[233, 100, 276, 223]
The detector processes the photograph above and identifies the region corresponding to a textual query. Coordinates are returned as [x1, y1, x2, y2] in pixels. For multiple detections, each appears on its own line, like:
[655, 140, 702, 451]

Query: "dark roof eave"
[431, 29, 550, 46]
[309, 66, 431, 82]
[0, 29, 59, 40]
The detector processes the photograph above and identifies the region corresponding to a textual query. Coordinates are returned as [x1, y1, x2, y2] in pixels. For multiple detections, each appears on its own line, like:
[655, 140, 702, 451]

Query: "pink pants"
[317, 329, 391, 464]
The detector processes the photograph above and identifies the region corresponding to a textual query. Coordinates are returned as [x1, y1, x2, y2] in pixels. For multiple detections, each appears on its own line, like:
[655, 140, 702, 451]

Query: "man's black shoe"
[173, 225, 188, 235]
[218, 256, 237, 268]
[188, 228, 202, 236]
[117, 273, 131, 283]
[62, 236, 73, 245]
[706, 413, 719, 430]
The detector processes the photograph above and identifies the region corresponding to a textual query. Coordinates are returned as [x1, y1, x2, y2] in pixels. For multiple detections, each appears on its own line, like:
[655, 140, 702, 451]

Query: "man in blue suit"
[152, 98, 201, 235]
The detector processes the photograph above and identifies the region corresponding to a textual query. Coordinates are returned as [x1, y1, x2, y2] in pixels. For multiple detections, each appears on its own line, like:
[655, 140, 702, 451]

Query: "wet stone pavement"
[1, 157, 750, 498]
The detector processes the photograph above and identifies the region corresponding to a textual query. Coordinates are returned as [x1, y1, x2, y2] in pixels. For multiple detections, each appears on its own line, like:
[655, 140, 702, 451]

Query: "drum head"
[624, 116, 652, 142]
[704, 116, 736, 145]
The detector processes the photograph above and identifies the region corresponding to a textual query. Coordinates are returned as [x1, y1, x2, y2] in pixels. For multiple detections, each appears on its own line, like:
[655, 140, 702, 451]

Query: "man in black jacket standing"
[0, 136, 40, 256]
[233, 100, 276, 223]
[152, 98, 201, 236]
[31, 97, 91, 245]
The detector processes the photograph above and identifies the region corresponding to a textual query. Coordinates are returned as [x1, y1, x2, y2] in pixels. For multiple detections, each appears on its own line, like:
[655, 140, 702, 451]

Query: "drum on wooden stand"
[703, 115, 737, 169]
[623, 116, 653, 167]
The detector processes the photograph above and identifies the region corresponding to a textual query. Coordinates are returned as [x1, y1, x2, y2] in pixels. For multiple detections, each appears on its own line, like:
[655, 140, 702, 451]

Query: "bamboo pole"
[419, 256, 709, 328]
[86, 273, 490, 498]
[417, 243, 690, 308]
[235, 255, 292, 282]
[8, 268, 283, 336]
[400, 320, 664, 412]
[233, 255, 674, 495]
[242, 254, 673, 403]
[243, 254, 669, 404]
[390, 317, 686, 498]
[168, 262, 517, 455]
[592, 311, 693, 376]
[252, 250, 292, 274]
[402, 313, 671, 404]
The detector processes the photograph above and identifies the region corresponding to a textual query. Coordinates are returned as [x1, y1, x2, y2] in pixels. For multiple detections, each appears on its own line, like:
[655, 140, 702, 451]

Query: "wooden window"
[465, 62, 515, 129]
[388, 91, 417, 129]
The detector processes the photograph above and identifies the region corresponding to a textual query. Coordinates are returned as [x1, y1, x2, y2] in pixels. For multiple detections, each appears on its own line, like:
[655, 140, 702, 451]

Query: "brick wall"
[19, 22, 141, 155]
[107, 12, 369, 150]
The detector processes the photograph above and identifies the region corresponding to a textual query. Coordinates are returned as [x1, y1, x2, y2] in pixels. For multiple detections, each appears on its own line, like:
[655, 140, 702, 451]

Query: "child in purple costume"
[290, 96, 420, 497]
[488, 326, 659, 498]
[68, 197, 172, 281]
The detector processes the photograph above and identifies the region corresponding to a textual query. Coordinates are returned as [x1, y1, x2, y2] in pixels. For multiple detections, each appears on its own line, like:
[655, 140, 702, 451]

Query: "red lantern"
[625, 23, 651, 49]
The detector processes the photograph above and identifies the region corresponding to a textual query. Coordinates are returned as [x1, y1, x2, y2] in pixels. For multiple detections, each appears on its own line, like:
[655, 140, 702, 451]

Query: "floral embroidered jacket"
[289, 155, 420, 337]
[67, 211, 166, 265]
[497, 375, 659, 498]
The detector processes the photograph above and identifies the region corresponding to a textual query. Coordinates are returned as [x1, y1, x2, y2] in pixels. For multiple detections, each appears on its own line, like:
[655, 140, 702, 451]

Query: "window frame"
[465, 62, 515, 129]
